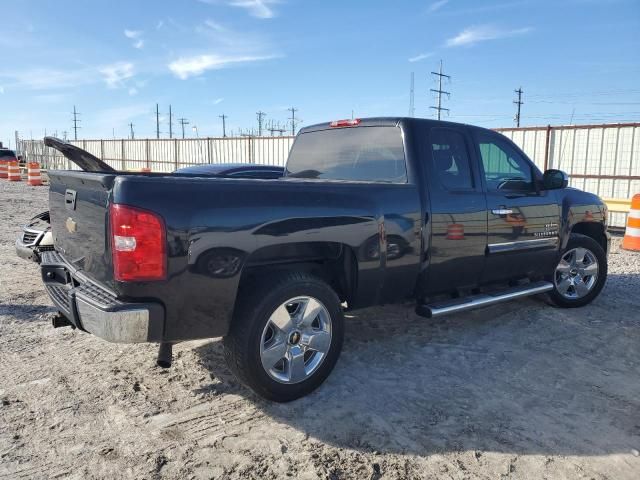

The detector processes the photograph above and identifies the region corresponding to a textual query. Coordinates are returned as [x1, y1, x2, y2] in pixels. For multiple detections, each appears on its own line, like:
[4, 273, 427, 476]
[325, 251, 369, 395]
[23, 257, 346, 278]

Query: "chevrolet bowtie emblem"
[66, 217, 77, 233]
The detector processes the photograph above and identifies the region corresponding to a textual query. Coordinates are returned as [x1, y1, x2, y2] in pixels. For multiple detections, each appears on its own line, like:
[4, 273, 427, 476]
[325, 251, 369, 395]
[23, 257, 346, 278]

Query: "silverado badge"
[66, 217, 77, 233]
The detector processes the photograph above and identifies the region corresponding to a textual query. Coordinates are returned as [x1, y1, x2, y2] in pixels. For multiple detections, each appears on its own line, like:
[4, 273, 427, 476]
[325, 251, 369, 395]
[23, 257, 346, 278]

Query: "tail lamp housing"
[109, 204, 167, 282]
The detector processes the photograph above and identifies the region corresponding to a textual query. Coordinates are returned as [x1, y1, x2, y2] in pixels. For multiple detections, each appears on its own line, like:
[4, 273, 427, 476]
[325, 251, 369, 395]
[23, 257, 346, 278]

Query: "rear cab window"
[285, 126, 407, 183]
[429, 128, 475, 190]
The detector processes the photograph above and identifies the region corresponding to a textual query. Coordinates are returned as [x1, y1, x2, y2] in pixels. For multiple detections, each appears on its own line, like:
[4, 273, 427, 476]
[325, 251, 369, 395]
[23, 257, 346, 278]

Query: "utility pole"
[62, 131, 68, 141]
[514, 87, 524, 127]
[219, 114, 228, 137]
[72, 105, 81, 140]
[256, 111, 266, 136]
[155, 103, 160, 139]
[288, 107, 298, 136]
[128, 122, 135, 139]
[430, 60, 450, 120]
[178, 117, 189, 139]
[409, 72, 415, 117]
[168, 105, 173, 139]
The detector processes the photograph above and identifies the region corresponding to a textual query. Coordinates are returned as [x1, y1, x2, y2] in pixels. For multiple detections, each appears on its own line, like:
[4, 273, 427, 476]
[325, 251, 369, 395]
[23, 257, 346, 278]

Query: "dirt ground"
[1, 179, 639, 480]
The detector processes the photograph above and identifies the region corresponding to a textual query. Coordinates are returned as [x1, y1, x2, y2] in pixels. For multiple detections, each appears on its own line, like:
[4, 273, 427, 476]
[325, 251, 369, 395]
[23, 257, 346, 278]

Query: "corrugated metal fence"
[17, 122, 639, 227]
[496, 123, 640, 228]
[18, 136, 295, 172]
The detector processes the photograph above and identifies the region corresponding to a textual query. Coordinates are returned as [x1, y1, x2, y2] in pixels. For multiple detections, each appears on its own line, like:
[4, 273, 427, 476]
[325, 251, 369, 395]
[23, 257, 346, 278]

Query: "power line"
[514, 87, 524, 127]
[287, 107, 298, 136]
[430, 60, 450, 120]
[72, 105, 81, 141]
[178, 117, 189, 139]
[219, 114, 228, 137]
[128, 122, 135, 139]
[256, 111, 266, 136]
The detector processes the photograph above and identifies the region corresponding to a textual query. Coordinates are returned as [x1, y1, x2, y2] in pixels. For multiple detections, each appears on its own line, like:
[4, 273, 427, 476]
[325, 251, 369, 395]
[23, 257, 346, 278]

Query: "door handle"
[492, 208, 513, 215]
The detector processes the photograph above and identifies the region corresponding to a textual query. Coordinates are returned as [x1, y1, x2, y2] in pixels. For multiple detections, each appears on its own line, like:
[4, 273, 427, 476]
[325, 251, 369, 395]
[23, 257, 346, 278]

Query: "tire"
[223, 271, 344, 402]
[547, 233, 607, 308]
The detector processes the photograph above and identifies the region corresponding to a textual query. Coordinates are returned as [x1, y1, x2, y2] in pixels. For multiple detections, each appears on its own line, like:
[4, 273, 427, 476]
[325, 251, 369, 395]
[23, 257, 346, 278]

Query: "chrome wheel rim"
[259, 296, 332, 384]
[554, 247, 599, 299]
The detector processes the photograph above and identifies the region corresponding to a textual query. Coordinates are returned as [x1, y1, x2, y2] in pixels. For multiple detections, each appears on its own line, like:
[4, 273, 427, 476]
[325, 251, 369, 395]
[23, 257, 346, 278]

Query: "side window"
[476, 132, 533, 191]
[430, 128, 474, 190]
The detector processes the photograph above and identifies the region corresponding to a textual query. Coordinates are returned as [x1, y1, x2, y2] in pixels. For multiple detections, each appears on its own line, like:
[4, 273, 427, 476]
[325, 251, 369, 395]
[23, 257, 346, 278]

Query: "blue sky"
[1, 0, 639, 145]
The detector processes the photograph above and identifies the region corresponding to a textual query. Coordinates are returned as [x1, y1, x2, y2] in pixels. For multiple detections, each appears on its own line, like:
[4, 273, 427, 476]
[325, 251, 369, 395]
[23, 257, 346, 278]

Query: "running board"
[416, 281, 553, 318]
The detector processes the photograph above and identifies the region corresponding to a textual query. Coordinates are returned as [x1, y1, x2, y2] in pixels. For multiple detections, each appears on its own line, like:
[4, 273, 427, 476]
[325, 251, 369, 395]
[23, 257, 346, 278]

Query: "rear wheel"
[223, 271, 344, 402]
[547, 233, 607, 308]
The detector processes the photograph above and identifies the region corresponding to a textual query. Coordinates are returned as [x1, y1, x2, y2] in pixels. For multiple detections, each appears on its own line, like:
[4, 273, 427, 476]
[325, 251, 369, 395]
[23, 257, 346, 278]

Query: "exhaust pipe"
[156, 342, 173, 368]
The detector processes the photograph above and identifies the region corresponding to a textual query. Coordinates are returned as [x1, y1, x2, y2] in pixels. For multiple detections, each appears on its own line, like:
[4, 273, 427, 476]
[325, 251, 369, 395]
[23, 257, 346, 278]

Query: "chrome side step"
[416, 281, 553, 318]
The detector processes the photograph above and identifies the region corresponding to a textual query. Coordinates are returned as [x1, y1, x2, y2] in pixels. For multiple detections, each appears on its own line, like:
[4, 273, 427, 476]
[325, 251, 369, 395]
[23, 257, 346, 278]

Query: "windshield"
[286, 126, 407, 183]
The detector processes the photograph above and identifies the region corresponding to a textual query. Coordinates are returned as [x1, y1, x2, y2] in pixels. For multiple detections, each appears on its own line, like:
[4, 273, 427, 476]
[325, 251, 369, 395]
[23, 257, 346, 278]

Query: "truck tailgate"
[48, 171, 116, 286]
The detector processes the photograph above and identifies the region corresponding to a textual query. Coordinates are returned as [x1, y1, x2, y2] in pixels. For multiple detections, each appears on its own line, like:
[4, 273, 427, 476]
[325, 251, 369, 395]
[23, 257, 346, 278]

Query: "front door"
[472, 129, 561, 283]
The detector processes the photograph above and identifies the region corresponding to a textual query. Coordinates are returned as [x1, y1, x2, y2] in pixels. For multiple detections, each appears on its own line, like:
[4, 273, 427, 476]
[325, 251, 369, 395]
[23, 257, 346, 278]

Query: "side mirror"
[543, 169, 568, 190]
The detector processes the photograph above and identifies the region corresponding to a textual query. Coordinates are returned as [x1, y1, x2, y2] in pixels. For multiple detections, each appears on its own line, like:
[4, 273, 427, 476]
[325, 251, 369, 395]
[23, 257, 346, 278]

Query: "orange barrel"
[446, 223, 465, 240]
[7, 160, 21, 181]
[27, 162, 43, 186]
[0, 159, 7, 179]
[621, 194, 640, 252]
[141, 167, 151, 173]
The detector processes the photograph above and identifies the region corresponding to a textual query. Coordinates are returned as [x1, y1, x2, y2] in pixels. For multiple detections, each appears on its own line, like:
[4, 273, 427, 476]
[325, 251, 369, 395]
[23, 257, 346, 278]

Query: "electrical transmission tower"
[219, 114, 228, 137]
[288, 107, 298, 135]
[128, 123, 135, 139]
[155, 103, 160, 139]
[430, 60, 450, 120]
[72, 105, 81, 140]
[168, 105, 174, 138]
[514, 87, 524, 127]
[409, 72, 415, 117]
[178, 118, 189, 138]
[256, 111, 266, 136]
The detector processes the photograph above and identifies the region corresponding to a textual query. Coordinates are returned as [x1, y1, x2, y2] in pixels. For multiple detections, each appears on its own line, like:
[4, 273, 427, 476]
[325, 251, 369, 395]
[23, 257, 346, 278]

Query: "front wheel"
[547, 233, 607, 308]
[223, 271, 344, 402]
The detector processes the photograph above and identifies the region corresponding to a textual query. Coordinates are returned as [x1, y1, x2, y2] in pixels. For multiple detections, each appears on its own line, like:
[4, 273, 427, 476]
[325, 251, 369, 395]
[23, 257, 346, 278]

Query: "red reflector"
[329, 118, 361, 128]
[110, 204, 166, 282]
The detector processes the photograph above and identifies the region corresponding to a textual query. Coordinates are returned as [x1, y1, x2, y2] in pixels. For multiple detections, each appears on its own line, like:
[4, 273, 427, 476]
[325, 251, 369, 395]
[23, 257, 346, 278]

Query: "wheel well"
[237, 242, 357, 305]
[571, 222, 607, 253]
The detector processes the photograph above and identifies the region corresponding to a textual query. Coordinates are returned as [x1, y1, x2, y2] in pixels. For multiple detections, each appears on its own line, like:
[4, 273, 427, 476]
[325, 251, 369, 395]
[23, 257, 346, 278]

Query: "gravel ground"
[1, 179, 639, 480]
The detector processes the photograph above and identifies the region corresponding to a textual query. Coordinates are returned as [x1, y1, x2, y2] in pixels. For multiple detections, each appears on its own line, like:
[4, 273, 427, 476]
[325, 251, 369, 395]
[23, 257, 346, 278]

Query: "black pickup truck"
[40, 118, 609, 401]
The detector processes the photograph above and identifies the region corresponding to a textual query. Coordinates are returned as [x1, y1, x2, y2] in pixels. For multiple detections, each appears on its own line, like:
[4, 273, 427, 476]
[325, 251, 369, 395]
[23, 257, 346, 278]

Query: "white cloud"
[100, 62, 135, 88]
[203, 19, 225, 32]
[128, 87, 138, 96]
[213, 97, 224, 105]
[428, 0, 449, 12]
[231, 0, 276, 18]
[168, 54, 277, 79]
[124, 29, 145, 48]
[156, 20, 164, 30]
[198, 0, 277, 19]
[446, 25, 532, 47]
[0, 86, 4, 94]
[0, 68, 96, 90]
[408, 52, 433, 62]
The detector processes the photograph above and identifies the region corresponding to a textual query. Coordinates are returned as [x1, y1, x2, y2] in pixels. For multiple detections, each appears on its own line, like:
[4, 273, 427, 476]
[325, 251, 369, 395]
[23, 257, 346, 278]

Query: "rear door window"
[286, 126, 407, 183]
[430, 128, 474, 190]
[0, 149, 16, 159]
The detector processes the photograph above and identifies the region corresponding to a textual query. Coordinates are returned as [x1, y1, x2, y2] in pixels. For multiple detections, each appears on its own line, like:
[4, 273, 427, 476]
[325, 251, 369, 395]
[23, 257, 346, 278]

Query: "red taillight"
[110, 204, 166, 282]
[329, 118, 361, 128]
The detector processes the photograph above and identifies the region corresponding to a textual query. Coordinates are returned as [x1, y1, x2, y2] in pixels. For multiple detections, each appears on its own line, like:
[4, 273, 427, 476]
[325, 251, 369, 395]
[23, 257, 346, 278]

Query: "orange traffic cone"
[7, 160, 21, 181]
[27, 162, 43, 186]
[0, 159, 7, 179]
[621, 194, 640, 252]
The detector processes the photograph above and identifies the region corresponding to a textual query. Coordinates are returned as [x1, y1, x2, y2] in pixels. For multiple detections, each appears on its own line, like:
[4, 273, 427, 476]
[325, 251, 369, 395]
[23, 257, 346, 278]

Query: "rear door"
[420, 125, 488, 295]
[472, 129, 560, 283]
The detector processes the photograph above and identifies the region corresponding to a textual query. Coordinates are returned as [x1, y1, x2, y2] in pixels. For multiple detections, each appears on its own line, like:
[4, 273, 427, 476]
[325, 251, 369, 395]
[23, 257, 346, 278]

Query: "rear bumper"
[15, 238, 37, 261]
[40, 251, 164, 343]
